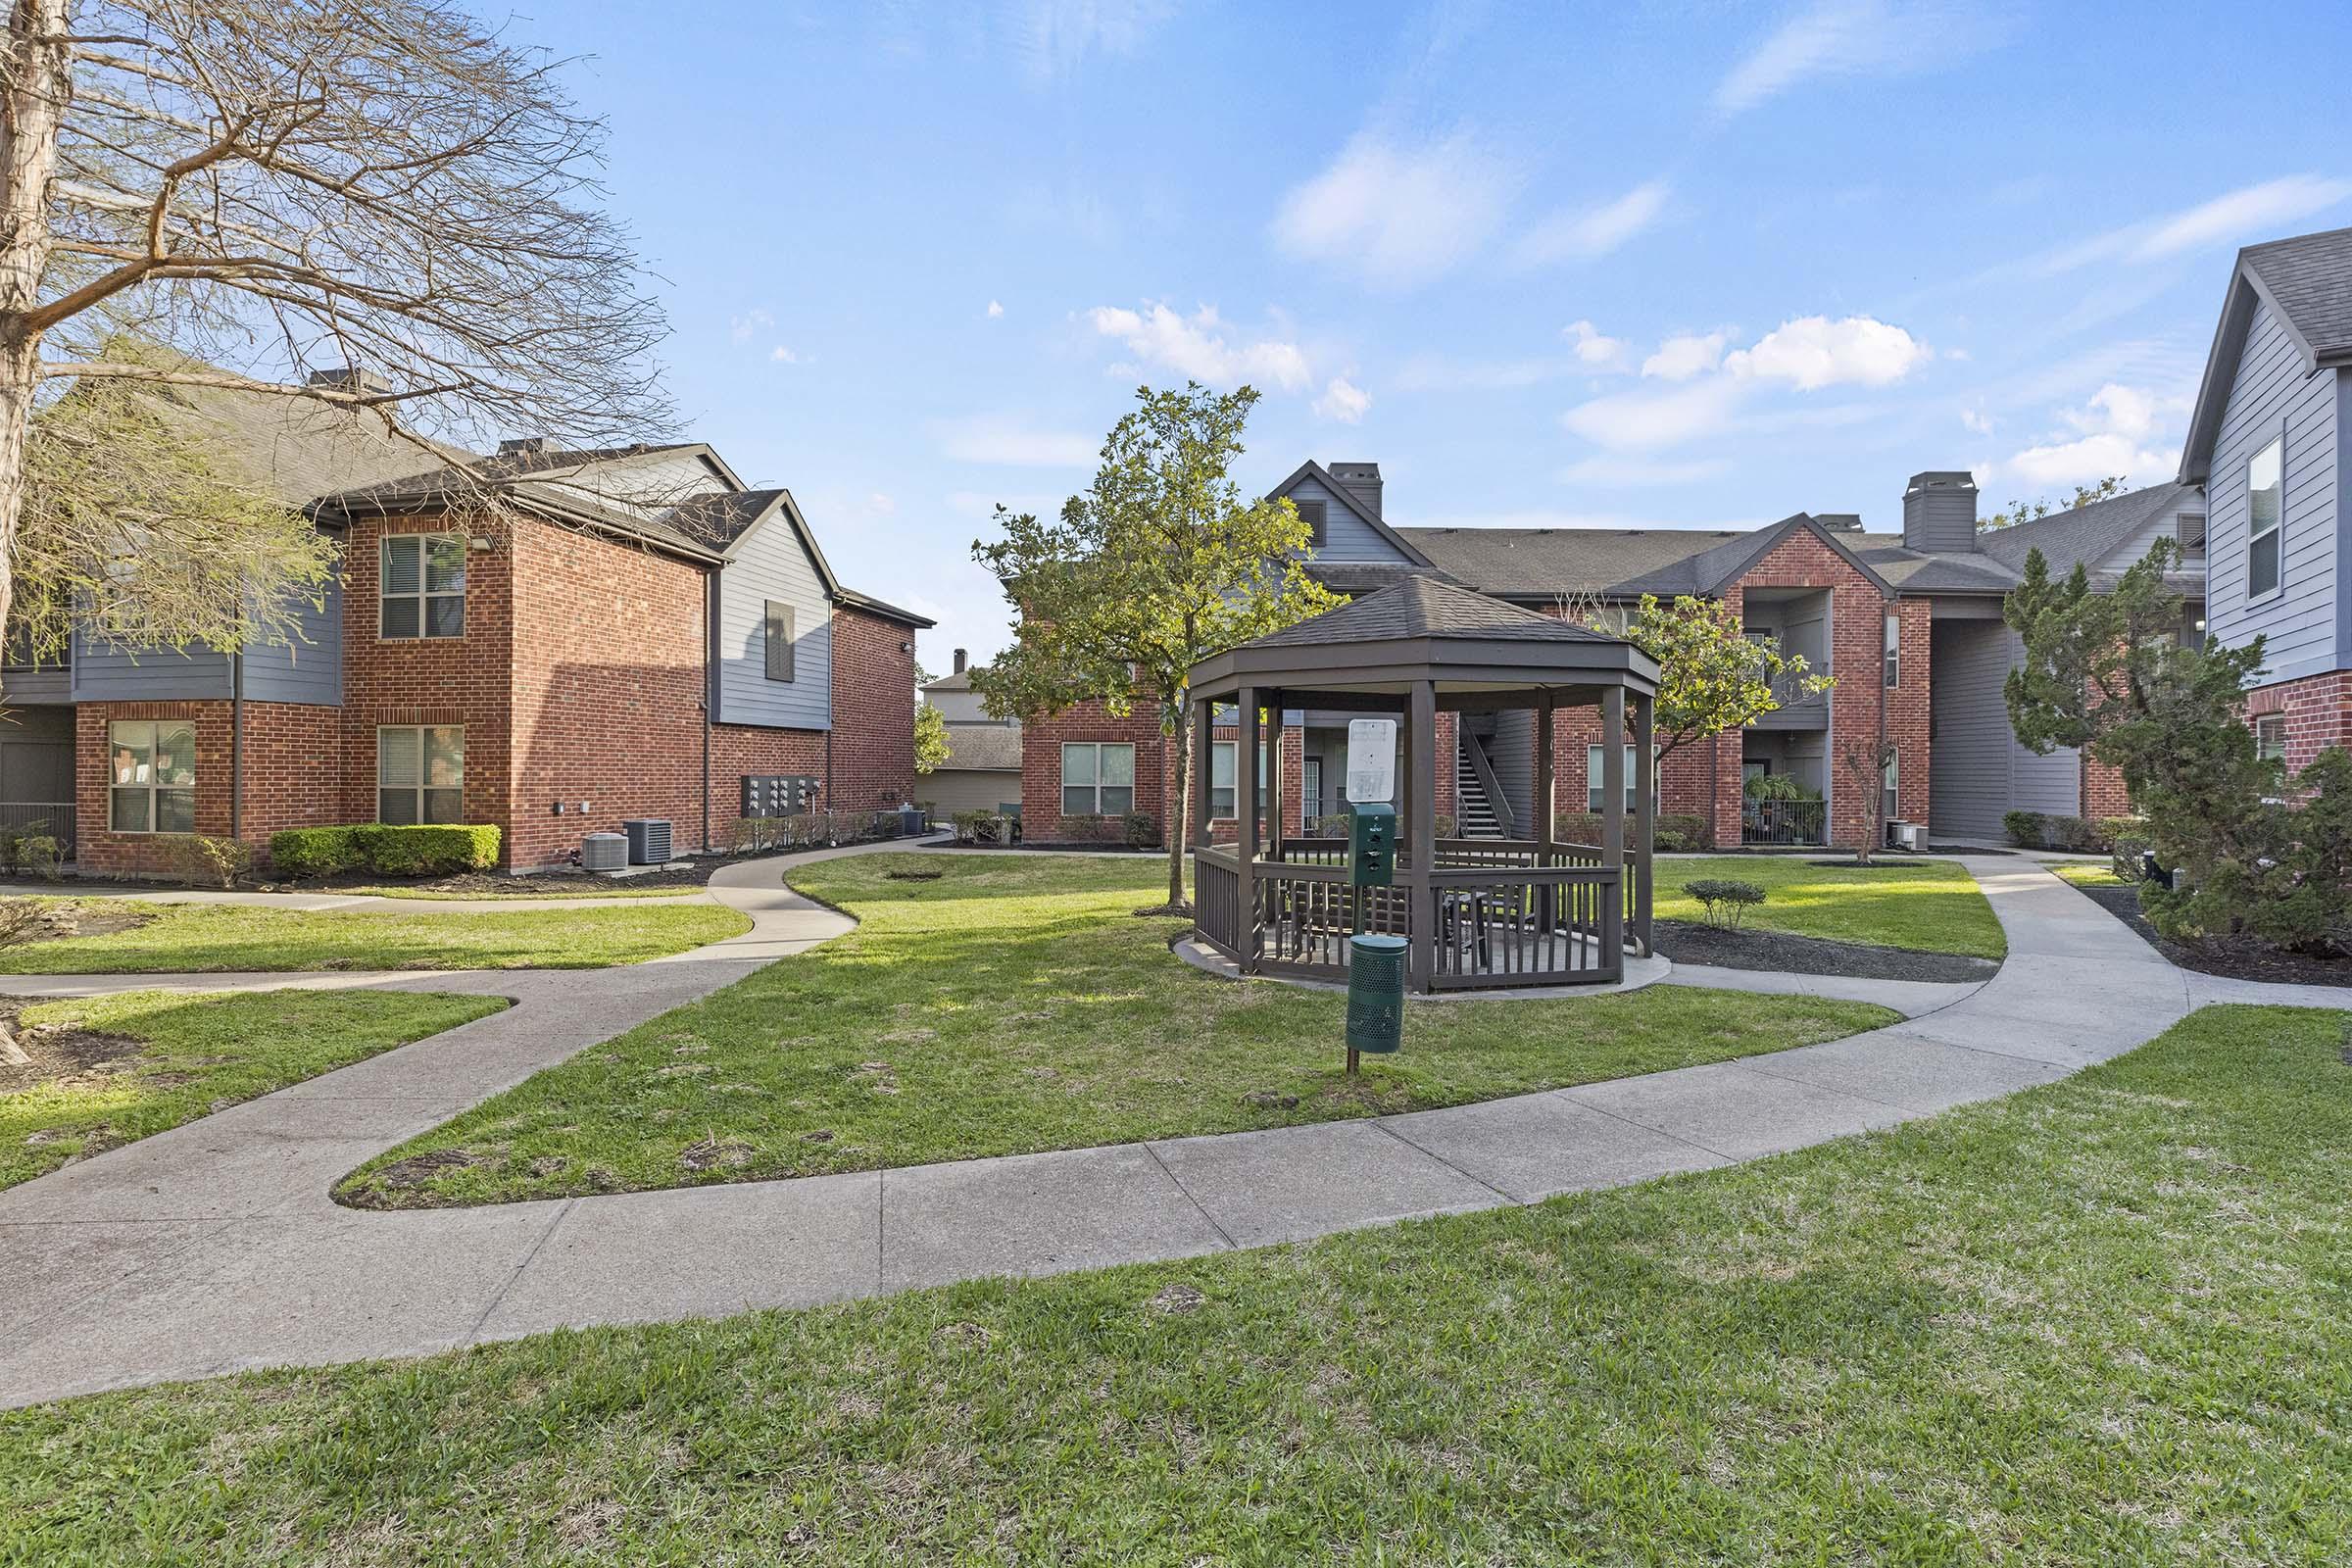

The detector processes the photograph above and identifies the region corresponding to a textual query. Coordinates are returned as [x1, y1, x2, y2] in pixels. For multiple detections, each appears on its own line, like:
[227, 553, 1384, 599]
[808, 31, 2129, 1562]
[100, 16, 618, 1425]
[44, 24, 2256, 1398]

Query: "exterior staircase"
[1453, 737, 1503, 838]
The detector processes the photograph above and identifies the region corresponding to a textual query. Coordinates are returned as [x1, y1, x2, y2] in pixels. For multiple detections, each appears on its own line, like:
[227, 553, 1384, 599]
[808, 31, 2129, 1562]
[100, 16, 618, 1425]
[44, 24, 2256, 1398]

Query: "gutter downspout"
[229, 649, 244, 841]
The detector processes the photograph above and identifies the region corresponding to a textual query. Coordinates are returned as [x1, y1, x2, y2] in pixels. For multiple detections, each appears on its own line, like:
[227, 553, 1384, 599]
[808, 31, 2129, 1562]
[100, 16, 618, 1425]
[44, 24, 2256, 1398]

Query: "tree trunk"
[0, 1, 72, 643]
[1165, 704, 1191, 910]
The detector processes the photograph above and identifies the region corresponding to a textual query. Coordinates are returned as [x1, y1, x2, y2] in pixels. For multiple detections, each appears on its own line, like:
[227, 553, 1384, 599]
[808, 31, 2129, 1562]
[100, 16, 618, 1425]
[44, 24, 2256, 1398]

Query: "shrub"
[270, 825, 363, 878]
[1747, 772, 1816, 802]
[1433, 813, 1457, 839]
[158, 833, 255, 889]
[1685, 877, 1767, 929]
[1656, 812, 1709, 852]
[2002, 809, 2045, 848]
[1314, 811, 1350, 838]
[19, 836, 60, 881]
[0, 819, 49, 877]
[2096, 815, 2147, 851]
[353, 823, 501, 876]
[2145, 745, 2352, 955]
[1553, 811, 1601, 846]
[2110, 832, 2153, 882]
[0, 897, 75, 948]
[2041, 814, 2099, 852]
[1123, 812, 1161, 850]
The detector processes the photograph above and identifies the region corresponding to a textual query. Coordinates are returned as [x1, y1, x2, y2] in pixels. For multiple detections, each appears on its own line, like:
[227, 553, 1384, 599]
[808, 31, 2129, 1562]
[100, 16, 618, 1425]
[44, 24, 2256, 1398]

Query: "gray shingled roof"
[1976, 479, 2202, 575]
[937, 721, 1022, 771]
[1307, 560, 1466, 594]
[2241, 226, 2352, 360]
[1396, 525, 1749, 596]
[312, 443, 732, 559]
[922, 667, 976, 693]
[1252, 575, 1618, 649]
[664, 487, 784, 552]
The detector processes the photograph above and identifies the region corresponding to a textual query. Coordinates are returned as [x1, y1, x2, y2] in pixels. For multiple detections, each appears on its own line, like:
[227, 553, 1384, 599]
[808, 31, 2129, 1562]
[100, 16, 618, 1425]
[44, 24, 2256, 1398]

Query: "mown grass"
[1657, 854, 2005, 956]
[2051, 862, 2130, 890]
[339, 854, 1894, 1206]
[0, 989, 508, 1189]
[0, 901, 751, 973]
[8, 1004, 2346, 1563]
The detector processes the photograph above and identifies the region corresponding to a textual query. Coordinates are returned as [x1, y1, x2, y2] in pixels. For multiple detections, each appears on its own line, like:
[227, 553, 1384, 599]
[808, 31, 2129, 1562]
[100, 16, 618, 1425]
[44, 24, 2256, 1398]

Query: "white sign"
[1345, 718, 1397, 804]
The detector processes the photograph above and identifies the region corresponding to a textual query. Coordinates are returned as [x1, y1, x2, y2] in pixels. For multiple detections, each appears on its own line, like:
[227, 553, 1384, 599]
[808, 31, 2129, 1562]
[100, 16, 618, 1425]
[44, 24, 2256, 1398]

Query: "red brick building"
[1015, 459, 2201, 851]
[4, 385, 928, 875]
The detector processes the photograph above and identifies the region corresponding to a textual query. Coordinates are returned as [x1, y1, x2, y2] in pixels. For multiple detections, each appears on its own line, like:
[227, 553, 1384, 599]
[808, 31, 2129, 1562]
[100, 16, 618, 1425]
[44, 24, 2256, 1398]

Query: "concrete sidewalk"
[0, 853, 2338, 1408]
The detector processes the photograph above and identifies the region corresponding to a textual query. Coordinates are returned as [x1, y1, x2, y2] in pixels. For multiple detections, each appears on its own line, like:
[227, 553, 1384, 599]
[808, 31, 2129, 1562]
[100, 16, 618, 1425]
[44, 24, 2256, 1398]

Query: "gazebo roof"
[1189, 574, 1658, 700]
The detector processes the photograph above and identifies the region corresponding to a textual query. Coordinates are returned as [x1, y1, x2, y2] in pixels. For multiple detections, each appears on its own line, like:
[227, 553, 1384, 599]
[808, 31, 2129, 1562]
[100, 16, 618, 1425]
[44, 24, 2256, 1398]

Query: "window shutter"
[765, 600, 795, 682]
[1298, 500, 1327, 547]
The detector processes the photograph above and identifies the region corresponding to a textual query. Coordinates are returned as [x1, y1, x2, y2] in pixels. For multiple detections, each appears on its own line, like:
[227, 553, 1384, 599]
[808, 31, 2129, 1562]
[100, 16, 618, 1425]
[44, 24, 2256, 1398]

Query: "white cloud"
[730, 308, 773, 344]
[2042, 175, 2352, 273]
[986, 300, 1004, 318]
[1313, 376, 1372, 423]
[1713, 0, 2003, 117]
[1511, 180, 1670, 268]
[1642, 331, 1730, 381]
[1561, 377, 1745, 451]
[934, 414, 1100, 467]
[1995, 383, 2184, 487]
[866, 492, 897, 515]
[1271, 130, 1517, 289]
[1722, 315, 1930, 389]
[1004, 0, 1175, 83]
[1564, 320, 1629, 369]
[1960, 406, 1994, 435]
[769, 345, 802, 364]
[1084, 302, 1311, 391]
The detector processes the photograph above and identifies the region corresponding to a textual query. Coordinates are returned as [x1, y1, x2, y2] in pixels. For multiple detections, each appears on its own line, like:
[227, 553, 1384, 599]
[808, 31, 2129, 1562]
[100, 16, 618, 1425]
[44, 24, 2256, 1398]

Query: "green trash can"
[1345, 934, 1407, 1055]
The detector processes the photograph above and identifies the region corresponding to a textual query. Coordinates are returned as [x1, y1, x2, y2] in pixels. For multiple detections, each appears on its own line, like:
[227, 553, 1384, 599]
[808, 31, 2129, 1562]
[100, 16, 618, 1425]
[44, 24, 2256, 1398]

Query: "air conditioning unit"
[581, 832, 628, 872]
[1887, 820, 1926, 852]
[623, 817, 672, 865]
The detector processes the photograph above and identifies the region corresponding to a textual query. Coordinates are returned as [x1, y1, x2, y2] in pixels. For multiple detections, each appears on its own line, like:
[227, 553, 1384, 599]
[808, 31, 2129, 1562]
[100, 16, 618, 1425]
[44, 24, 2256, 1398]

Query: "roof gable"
[2180, 229, 2352, 482]
[1267, 460, 1435, 566]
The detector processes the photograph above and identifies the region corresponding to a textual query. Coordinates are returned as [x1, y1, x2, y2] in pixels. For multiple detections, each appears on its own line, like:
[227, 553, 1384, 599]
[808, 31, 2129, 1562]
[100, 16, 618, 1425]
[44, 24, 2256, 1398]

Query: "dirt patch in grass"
[1651, 919, 1998, 983]
[0, 1004, 148, 1096]
[2073, 881, 2352, 988]
[356, 1149, 480, 1199]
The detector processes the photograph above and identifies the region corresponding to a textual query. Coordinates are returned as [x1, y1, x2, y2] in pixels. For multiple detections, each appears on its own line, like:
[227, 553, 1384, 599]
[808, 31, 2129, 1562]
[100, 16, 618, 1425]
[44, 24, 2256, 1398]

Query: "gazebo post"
[1600, 685, 1626, 973]
[1535, 691, 1555, 857]
[1265, 690, 1284, 863]
[1408, 678, 1438, 993]
[1237, 684, 1260, 971]
[1633, 692, 1654, 955]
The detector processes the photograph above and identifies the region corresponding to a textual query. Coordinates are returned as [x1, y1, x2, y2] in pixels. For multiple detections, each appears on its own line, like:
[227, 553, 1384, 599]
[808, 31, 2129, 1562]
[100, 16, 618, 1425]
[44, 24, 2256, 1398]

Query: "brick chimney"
[1328, 462, 1383, 518]
[1901, 471, 1978, 554]
[953, 648, 967, 674]
[307, 367, 389, 395]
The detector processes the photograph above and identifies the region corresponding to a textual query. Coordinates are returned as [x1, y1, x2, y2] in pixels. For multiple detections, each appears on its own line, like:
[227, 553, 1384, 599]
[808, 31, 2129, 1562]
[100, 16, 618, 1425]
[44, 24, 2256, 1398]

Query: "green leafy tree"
[2005, 540, 2304, 943]
[1616, 594, 1833, 761]
[912, 703, 950, 776]
[1980, 475, 2126, 531]
[971, 383, 1341, 910]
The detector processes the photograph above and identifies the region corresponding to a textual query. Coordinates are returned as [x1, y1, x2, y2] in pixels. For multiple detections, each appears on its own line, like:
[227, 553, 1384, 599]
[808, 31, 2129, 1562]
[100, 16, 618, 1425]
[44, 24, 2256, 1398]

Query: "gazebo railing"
[1199, 843, 1626, 989]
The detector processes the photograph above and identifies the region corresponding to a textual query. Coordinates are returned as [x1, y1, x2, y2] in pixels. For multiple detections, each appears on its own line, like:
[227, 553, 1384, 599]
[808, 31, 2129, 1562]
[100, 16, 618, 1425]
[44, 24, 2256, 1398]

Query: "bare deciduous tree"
[0, 0, 673, 647]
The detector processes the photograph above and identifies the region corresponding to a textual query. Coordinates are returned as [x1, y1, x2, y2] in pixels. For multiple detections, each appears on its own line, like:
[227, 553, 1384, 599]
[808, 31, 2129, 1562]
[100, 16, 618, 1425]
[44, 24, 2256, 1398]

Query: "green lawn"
[1657, 854, 2005, 956]
[0, 989, 508, 1189]
[339, 854, 1893, 1207]
[2051, 862, 2130, 890]
[9, 1004, 2344, 1562]
[347, 883, 710, 901]
[0, 901, 751, 973]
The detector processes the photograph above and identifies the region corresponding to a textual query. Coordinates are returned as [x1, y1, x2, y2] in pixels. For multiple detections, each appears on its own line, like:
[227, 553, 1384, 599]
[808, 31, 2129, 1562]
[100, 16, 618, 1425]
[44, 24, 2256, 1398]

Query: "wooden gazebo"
[1188, 577, 1659, 992]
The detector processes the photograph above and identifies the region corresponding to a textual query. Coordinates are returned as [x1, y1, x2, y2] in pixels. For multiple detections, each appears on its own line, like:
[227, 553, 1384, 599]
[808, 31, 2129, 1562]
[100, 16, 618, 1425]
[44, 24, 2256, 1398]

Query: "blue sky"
[535, 0, 2352, 668]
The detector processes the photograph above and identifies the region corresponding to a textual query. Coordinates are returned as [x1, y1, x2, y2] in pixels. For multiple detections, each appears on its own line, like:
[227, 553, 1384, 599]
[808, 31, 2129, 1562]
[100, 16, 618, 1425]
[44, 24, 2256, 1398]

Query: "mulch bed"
[937, 841, 1158, 855]
[1651, 919, 1998, 983]
[2073, 881, 2352, 988]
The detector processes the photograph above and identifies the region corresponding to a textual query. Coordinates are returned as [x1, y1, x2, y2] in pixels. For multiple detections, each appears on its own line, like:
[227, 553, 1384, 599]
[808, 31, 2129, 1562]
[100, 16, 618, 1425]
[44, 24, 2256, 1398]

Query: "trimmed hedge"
[269, 823, 501, 879]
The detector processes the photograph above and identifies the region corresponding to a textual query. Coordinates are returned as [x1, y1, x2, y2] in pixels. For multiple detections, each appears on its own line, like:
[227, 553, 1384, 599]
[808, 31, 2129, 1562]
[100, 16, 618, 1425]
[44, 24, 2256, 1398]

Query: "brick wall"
[76, 699, 350, 874]
[1021, 699, 1170, 842]
[824, 606, 920, 811]
[2244, 669, 2352, 776]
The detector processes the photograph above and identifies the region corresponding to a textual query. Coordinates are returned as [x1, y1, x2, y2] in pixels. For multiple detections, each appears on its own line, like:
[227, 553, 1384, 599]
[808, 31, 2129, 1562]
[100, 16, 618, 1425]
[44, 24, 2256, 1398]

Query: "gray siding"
[1287, 473, 1413, 564]
[2205, 302, 2339, 683]
[919, 767, 1022, 816]
[70, 624, 230, 701]
[0, 662, 71, 705]
[714, 512, 832, 730]
[238, 577, 342, 706]
[1491, 708, 1536, 826]
[1928, 620, 2079, 838]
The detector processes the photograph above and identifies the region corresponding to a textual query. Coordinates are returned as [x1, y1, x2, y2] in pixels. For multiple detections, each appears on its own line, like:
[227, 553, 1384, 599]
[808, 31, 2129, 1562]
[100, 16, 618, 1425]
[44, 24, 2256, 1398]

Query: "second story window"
[1295, 499, 1327, 548]
[381, 532, 466, 639]
[1884, 612, 1901, 688]
[764, 601, 796, 682]
[2247, 436, 2282, 601]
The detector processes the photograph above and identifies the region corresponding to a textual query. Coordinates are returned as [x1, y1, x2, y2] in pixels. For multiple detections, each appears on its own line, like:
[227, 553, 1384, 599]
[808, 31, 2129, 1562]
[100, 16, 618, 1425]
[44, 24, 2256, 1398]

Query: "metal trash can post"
[1344, 933, 1406, 1075]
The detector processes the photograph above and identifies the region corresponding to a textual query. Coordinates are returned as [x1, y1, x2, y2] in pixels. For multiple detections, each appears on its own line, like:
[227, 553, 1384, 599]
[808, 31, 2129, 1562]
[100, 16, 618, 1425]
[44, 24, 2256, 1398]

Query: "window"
[1295, 499, 1327, 548]
[380, 532, 466, 638]
[2254, 714, 2287, 764]
[764, 600, 796, 682]
[1883, 749, 1900, 826]
[1884, 613, 1901, 688]
[108, 720, 195, 833]
[1206, 740, 1273, 820]
[1588, 744, 1642, 813]
[2247, 436, 2282, 600]
[2177, 513, 2206, 560]
[1060, 741, 1134, 816]
[378, 725, 466, 824]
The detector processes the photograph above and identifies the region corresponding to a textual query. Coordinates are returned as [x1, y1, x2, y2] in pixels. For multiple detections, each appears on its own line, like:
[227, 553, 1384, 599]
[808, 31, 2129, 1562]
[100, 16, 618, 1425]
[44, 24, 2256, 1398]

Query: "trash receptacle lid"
[1348, 934, 1408, 955]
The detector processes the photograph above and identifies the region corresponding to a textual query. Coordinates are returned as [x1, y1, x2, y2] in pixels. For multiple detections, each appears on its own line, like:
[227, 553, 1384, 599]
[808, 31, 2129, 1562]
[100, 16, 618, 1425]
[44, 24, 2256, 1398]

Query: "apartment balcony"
[1748, 671, 1829, 731]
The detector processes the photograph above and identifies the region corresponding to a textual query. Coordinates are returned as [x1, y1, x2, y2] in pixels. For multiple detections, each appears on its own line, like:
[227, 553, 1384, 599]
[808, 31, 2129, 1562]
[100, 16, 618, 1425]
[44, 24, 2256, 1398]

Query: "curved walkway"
[2, 854, 2344, 1409]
